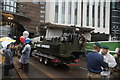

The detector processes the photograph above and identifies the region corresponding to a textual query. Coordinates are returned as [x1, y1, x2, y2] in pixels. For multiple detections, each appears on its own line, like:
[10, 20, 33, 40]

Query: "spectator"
[79, 34, 87, 52]
[100, 45, 117, 68]
[19, 38, 31, 73]
[4, 44, 14, 76]
[86, 42, 108, 78]
[114, 48, 120, 70]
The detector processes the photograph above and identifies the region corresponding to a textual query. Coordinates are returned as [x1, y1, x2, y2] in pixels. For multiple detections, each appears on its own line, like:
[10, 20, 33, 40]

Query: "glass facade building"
[110, 1, 120, 41]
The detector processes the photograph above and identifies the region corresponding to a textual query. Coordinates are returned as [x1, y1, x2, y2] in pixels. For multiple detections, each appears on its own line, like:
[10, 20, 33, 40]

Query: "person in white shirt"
[100, 45, 117, 68]
[114, 48, 120, 70]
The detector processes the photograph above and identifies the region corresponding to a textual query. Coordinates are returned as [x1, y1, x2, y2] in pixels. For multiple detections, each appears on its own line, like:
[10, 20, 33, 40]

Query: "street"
[2, 56, 88, 79]
[29, 56, 87, 78]
[1, 55, 120, 80]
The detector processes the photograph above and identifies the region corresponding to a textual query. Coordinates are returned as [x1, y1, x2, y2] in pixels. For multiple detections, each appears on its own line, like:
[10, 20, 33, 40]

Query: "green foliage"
[86, 41, 120, 51]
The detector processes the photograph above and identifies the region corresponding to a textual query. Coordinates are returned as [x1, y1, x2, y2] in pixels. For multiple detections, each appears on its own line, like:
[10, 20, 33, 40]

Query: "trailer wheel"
[39, 57, 43, 63]
[53, 63, 59, 66]
[44, 58, 48, 65]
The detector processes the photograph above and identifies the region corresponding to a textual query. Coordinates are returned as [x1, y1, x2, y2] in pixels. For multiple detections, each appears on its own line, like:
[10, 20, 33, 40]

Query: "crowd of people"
[3, 38, 31, 76]
[86, 42, 120, 79]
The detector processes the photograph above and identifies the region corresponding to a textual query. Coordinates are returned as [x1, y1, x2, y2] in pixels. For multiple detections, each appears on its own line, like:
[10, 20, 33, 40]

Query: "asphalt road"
[27, 56, 88, 79]
[2, 56, 120, 79]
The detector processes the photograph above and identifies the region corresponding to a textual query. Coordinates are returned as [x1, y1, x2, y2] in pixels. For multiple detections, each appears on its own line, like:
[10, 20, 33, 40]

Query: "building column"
[65, 0, 68, 24]
[82, 0, 87, 27]
[105, 0, 110, 34]
[45, 0, 55, 23]
[100, 0, 104, 28]
[94, 1, 98, 28]
[77, 1, 82, 27]
[89, 0, 93, 27]
[58, 0, 62, 24]
[71, 0, 75, 25]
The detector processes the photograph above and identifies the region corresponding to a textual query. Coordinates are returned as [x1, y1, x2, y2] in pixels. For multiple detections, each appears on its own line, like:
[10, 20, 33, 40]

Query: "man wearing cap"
[100, 45, 117, 68]
[86, 42, 108, 78]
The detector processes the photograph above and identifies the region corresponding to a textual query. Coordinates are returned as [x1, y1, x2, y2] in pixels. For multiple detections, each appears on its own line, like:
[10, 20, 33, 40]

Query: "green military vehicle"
[33, 34, 84, 65]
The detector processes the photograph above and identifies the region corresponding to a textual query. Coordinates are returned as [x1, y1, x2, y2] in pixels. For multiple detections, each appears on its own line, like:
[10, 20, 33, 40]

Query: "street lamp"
[8, 16, 13, 20]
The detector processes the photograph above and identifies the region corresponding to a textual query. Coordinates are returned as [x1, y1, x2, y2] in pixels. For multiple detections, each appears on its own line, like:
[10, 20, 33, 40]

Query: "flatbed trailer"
[32, 51, 80, 66]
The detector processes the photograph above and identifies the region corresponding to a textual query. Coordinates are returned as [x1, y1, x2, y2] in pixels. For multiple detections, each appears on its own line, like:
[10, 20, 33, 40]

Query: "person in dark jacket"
[79, 34, 87, 52]
[4, 44, 14, 76]
[86, 42, 109, 78]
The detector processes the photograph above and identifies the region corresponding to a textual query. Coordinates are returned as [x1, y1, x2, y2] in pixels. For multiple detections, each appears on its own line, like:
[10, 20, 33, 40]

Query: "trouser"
[4, 64, 14, 76]
[4, 65, 10, 76]
[20, 63, 29, 73]
[23, 63, 29, 73]
[87, 72, 101, 79]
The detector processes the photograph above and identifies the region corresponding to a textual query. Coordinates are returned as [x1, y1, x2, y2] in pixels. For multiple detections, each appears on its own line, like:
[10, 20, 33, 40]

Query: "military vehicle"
[32, 33, 85, 66]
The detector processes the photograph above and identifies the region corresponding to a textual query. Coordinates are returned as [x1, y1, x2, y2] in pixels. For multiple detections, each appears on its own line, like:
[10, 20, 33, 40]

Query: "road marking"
[79, 67, 87, 70]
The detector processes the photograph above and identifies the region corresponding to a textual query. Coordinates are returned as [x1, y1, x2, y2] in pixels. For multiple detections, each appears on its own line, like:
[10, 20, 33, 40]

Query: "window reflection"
[3, 0, 16, 13]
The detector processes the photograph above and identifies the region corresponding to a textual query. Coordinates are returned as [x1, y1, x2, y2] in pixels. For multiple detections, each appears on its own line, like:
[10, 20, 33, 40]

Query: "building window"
[111, 2, 117, 9]
[6, 6, 10, 11]
[92, 1, 95, 27]
[81, 1, 83, 27]
[3, 1, 6, 5]
[62, 0, 65, 24]
[54, 0, 59, 23]
[98, 1, 100, 27]
[87, 1, 89, 26]
[40, 11, 45, 13]
[3, 6, 6, 10]
[40, 20, 45, 23]
[103, 2, 106, 28]
[10, 7, 14, 12]
[10, 1, 14, 6]
[40, 2, 46, 5]
[3, 0, 16, 13]
[68, 0, 72, 24]
[6, 1, 10, 5]
[40, 6, 45, 9]
[40, 15, 44, 18]
[74, 0, 78, 24]
[14, 2, 16, 7]
[112, 16, 120, 18]
[13, 8, 16, 12]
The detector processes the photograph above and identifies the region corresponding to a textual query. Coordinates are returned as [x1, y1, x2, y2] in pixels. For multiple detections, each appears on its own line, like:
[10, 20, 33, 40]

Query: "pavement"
[0, 64, 2, 80]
